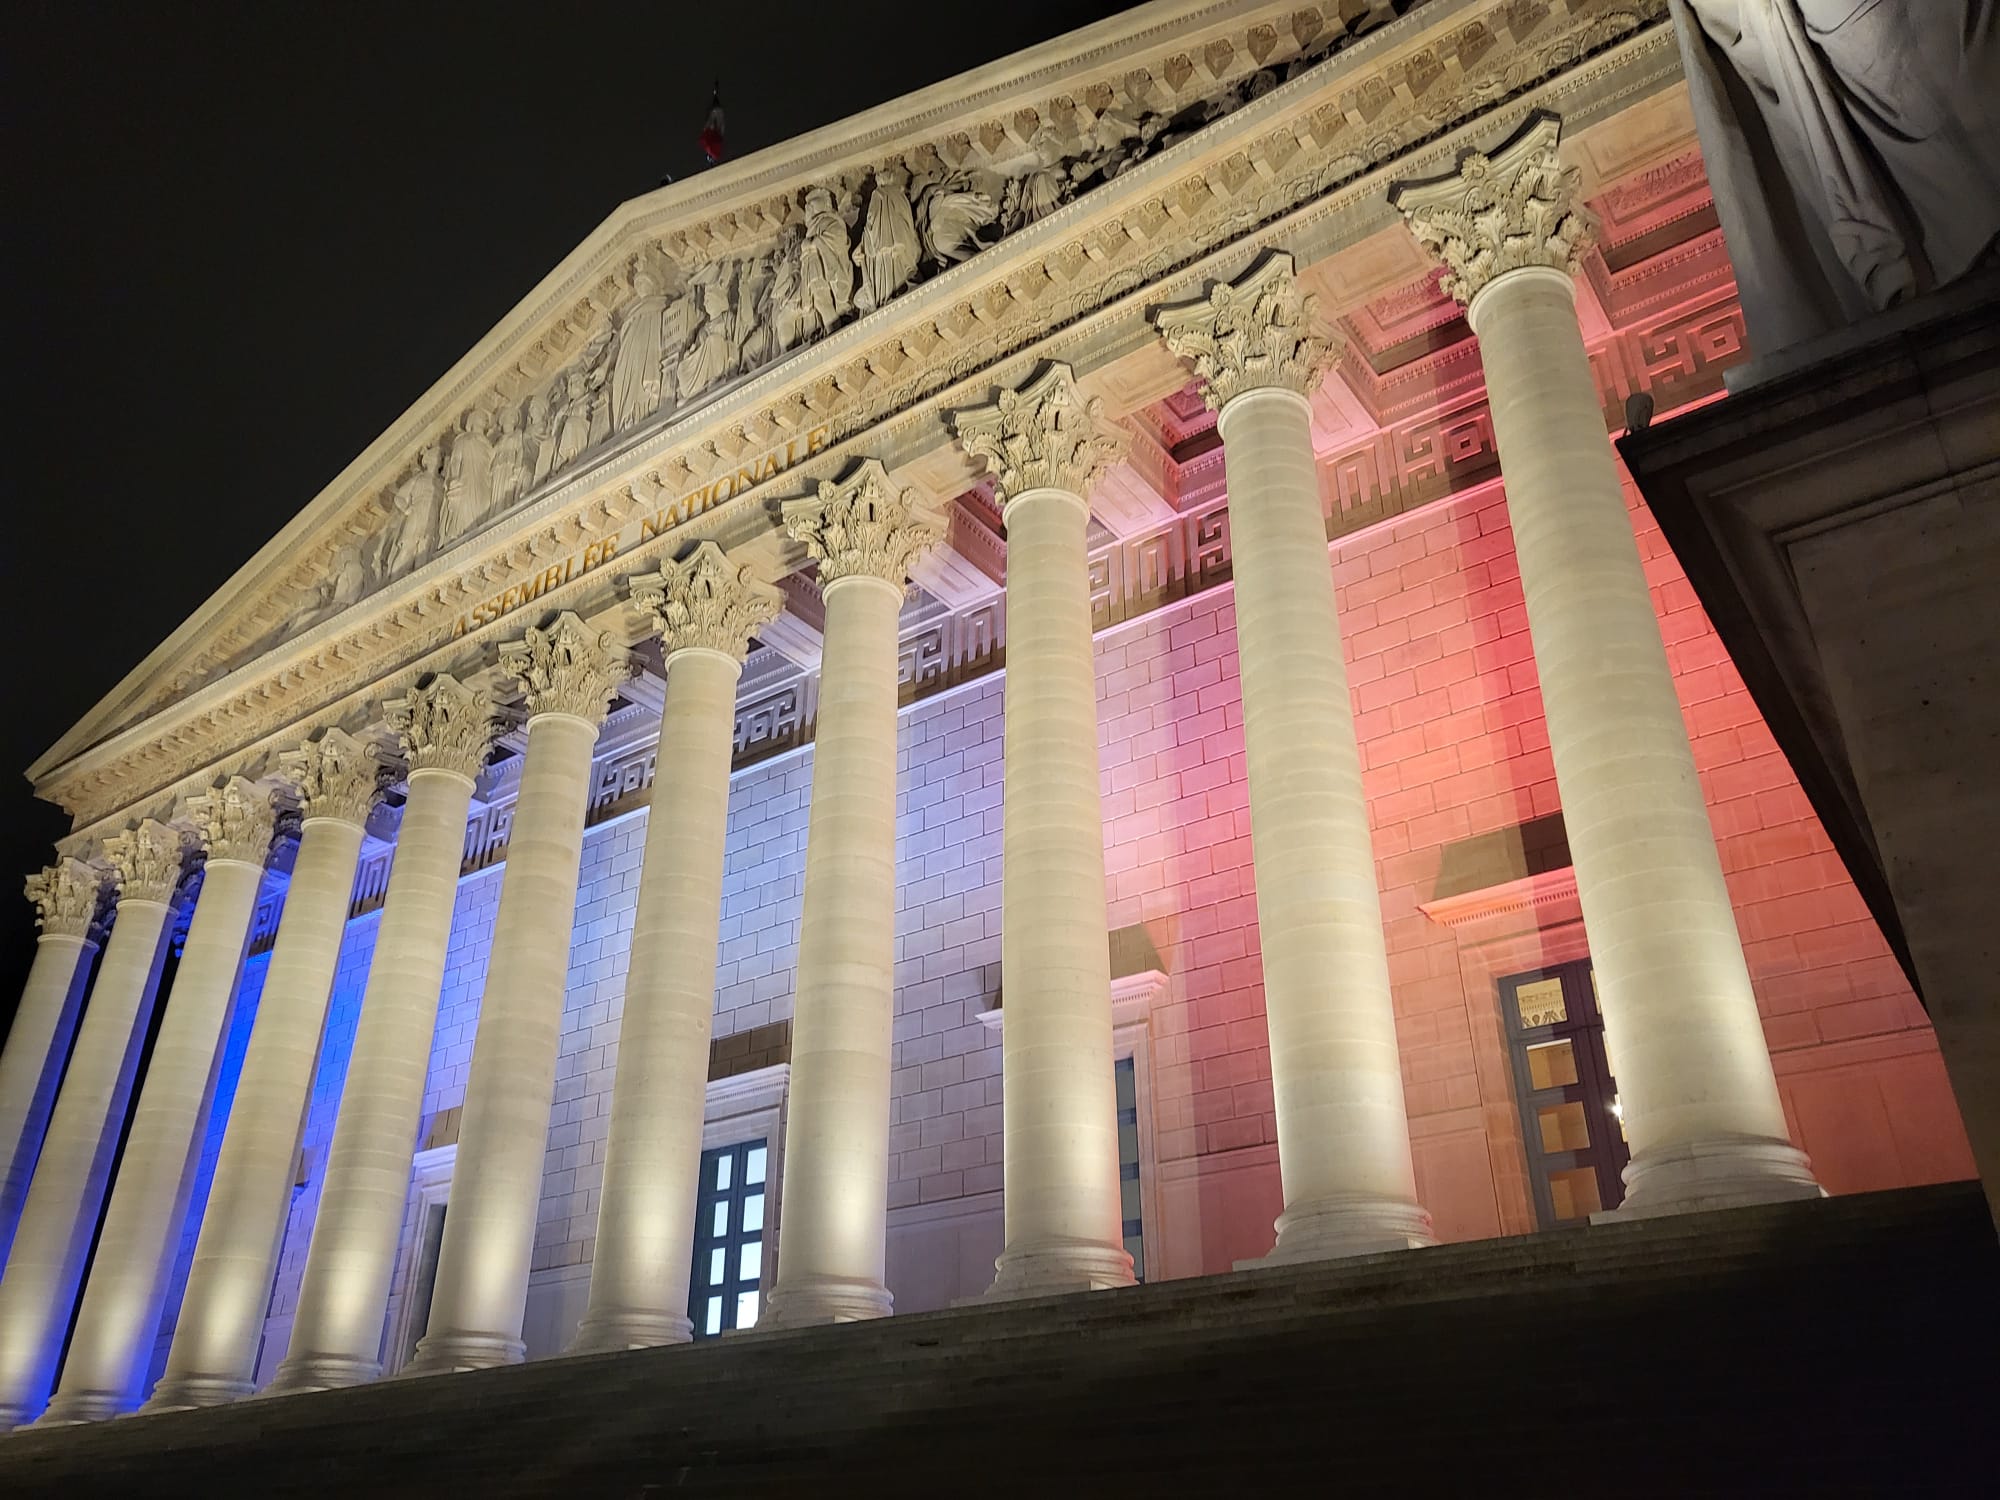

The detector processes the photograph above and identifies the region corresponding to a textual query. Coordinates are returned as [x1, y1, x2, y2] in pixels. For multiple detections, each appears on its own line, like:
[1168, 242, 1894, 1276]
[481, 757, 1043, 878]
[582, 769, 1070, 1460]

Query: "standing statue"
[548, 368, 595, 475]
[488, 403, 530, 513]
[853, 165, 920, 313]
[1670, 0, 2000, 354]
[677, 261, 742, 403]
[769, 230, 808, 352]
[609, 261, 671, 433]
[383, 444, 445, 577]
[440, 408, 494, 543]
[737, 251, 778, 370]
[798, 185, 855, 339]
[524, 392, 554, 487]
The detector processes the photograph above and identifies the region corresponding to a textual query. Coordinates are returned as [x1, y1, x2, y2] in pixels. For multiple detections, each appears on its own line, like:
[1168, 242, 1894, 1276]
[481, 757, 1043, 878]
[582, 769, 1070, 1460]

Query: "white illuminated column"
[952, 364, 1134, 1298]
[0, 859, 105, 1260]
[406, 613, 626, 1374]
[145, 731, 382, 1412]
[0, 819, 189, 1428]
[571, 546, 782, 1353]
[761, 461, 941, 1328]
[40, 780, 277, 1425]
[267, 676, 494, 1395]
[1157, 254, 1434, 1261]
[1391, 112, 1819, 1213]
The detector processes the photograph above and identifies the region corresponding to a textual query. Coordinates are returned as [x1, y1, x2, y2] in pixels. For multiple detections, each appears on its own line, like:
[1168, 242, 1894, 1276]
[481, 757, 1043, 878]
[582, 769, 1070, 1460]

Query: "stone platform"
[3, 1184, 1994, 1496]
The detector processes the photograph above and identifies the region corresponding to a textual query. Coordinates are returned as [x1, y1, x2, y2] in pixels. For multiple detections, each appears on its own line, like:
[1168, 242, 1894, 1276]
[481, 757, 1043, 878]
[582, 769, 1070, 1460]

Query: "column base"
[1239, 1193, 1436, 1269]
[758, 1274, 893, 1330]
[1609, 1135, 1824, 1219]
[139, 1372, 253, 1414]
[260, 1351, 382, 1398]
[979, 1235, 1135, 1303]
[32, 1389, 127, 1427]
[400, 1329, 526, 1378]
[566, 1308, 694, 1355]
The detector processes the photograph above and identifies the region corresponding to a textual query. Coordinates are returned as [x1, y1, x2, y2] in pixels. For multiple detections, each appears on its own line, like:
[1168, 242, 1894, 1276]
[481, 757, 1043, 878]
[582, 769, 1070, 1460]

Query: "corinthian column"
[571, 547, 782, 1353]
[952, 364, 1134, 1298]
[41, 780, 277, 1425]
[0, 859, 106, 1260]
[146, 731, 383, 1412]
[407, 613, 626, 1374]
[267, 677, 494, 1396]
[1391, 112, 1819, 1215]
[761, 462, 941, 1328]
[0, 819, 190, 1427]
[1157, 253, 1433, 1262]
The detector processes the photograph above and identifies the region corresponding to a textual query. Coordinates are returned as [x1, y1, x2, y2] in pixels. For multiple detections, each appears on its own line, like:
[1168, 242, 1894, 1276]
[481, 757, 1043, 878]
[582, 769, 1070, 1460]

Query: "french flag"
[698, 85, 726, 165]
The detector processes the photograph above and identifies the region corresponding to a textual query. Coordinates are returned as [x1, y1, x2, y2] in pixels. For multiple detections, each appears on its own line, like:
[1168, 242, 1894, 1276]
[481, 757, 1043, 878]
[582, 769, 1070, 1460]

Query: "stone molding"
[500, 611, 630, 726]
[1154, 250, 1341, 407]
[951, 361, 1124, 502]
[105, 819, 193, 906]
[628, 543, 783, 665]
[1388, 109, 1597, 307]
[189, 776, 277, 866]
[24, 857, 107, 940]
[782, 460, 944, 589]
[280, 726, 386, 828]
[389, 674, 495, 782]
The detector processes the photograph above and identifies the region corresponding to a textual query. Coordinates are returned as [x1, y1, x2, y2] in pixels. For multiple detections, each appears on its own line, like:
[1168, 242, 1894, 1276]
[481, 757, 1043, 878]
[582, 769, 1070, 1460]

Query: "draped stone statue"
[524, 392, 554, 487]
[738, 251, 778, 370]
[853, 165, 920, 313]
[383, 444, 445, 577]
[440, 409, 494, 543]
[916, 171, 998, 263]
[677, 261, 742, 404]
[609, 262, 671, 434]
[770, 230, 808, 352]
[488, 404, 530, 513]
[798, 185, 854, 339]
[548, 369, 595, 474]
[1670, 0, 2000, 354]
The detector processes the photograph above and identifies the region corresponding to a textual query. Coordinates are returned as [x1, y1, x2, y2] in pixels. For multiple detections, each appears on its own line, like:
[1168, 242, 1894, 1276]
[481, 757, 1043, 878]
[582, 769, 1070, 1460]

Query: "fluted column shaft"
[268, 765, 478, 1394]
[0, 931, 95, 1260]
[763, 573, 905, 1325]
[0, 899, 173, 1426]
[571, 650, 740, 1351]
[42, 844, 268, 1425]
[148, 800, 370, 1411]
[1468, 266, 1813, 1209]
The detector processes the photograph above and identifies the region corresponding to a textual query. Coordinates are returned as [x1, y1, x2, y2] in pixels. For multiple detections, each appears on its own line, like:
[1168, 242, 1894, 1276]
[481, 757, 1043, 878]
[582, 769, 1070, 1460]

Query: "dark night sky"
[1, 1, 1132, 1031]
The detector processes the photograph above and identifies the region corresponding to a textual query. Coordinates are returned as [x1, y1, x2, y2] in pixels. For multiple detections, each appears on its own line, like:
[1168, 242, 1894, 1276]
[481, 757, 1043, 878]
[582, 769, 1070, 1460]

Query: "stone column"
[0, 859, 106, 1260]
[1391, 112, 1819, 1213]
[41, 780, 277, 1425]
[407, 613, 626, 1374]
[952, 364, 1134, 1298]
[761, 461, 941, 1328]
[0, 819, 189, 1428]
[1156, 253, 1434, 1262]
[146, 731, 382, 1412]
[570, 547, 781, 1353]
[267, 677, 494, 1395]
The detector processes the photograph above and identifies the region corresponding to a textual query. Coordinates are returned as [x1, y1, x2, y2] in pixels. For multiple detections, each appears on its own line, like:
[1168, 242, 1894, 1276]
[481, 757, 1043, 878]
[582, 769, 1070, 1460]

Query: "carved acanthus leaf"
[191, 776, 278, 865]
[501, 611, 629, 726]
[1388, 110, 1596, 307]
[105, 819, 194, 905]
[25, 857, 108, 940]
[629, 543, 783, 665]
[280, 726, 385, 827]
[782, 460, 944, 590]
[952, 362, 1125, 502]
[388, 673, 496, 782]
[1154, 250, 1340, 408]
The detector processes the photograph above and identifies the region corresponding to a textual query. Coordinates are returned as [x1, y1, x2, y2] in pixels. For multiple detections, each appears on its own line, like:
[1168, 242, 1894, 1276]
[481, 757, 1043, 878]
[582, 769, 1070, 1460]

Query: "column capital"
[24, 857, 107, 940]
[782, 459, 943, 591]
[628, 543, 783, 666]
[280, 727, 386, 828]
[1154, 251, 1339, 410]
[104, 818, 194, 905]
[501, 610, 629, 726]
[388, 673, 496, 782]
[951, 362, 1124, 506]
[1387, 110, 1597, 308]
[190, 776, 278, 867]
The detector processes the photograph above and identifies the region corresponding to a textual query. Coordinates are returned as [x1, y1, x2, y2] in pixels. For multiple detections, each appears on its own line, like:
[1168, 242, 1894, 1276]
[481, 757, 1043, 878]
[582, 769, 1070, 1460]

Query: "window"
[1499, 958, 1627, 1228]
[1114, 1056, 1146, 1282]
[688, 1139, 768, 1339]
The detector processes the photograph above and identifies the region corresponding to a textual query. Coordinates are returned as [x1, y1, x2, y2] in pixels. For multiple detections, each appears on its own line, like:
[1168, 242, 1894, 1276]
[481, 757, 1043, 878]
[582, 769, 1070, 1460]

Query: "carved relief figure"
[915, 171, 998, 263]
[609, 261, 671, 433]
[488, 404, 530, 513]
[584, 330, 614, 450]
[1003, 126, 1079, 228]
[441, 408, 494, 543]
[737, 251, 778, 369]
[383, 443, 445, 576]
[549, 369, 595, 474]
[797, 185, 854, 338]
[525, 392, 555, 486]
[677, 261, 742, 403]
[769, 229, 808, 351]
[853, 165, 920, 313]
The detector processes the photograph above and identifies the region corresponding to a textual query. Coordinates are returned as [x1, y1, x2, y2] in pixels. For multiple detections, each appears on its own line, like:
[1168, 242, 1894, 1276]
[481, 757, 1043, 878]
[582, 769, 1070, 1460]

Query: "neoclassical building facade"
[0, 0, 1978, 1431]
